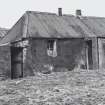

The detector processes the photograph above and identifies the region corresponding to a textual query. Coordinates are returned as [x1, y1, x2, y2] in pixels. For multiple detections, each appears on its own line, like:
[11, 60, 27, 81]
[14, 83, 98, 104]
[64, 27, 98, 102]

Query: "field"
[0, 69, 105, 105]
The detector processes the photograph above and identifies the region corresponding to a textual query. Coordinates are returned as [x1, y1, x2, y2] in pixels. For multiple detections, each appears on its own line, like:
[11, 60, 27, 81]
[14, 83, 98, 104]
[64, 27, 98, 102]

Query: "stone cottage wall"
[98, 38, 105, 69]
[91, 38, 99, 69]
[23, 38, 87, 76]
[0, 46, 11, 78]
[0, 38, 99, 78]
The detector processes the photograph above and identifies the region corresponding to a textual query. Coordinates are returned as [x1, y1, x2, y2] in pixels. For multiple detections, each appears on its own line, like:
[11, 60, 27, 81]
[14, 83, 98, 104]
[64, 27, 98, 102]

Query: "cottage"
[0, 9, 105, 79]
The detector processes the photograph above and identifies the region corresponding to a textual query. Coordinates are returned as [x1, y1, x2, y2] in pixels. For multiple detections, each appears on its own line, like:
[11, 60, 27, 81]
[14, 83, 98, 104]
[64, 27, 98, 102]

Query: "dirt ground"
[0, 69, 105, 105]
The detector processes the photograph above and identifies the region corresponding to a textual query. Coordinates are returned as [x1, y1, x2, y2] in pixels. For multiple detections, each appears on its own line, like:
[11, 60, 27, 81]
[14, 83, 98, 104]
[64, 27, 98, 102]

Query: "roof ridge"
[62, 14, 74, 17]
[26, 11, 105, 19]
[82, 16, 105, 19]
[26, 11, 57, 15]
[62, 14, 105, 19]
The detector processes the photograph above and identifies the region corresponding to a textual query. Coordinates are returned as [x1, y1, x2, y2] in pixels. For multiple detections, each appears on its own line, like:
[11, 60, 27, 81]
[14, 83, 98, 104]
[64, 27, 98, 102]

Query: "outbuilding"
[0, 9, 105, 79]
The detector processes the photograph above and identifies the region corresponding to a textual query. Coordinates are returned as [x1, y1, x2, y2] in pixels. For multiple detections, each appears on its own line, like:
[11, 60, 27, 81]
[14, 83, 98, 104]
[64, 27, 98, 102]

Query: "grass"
[0, 69, 105, 105]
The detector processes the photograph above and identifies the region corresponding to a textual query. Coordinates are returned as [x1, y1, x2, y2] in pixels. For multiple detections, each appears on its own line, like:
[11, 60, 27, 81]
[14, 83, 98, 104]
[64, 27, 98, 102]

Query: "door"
[11, 47, 23, 79]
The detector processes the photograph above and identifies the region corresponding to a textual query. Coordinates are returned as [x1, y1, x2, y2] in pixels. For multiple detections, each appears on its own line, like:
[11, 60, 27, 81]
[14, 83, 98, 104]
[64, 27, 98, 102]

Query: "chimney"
[76, 9, 82, 17]
[58, 8, 62, 16]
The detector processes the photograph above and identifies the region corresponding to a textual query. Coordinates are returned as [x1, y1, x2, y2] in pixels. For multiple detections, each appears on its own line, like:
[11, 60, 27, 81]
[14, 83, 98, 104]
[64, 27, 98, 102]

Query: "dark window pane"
[47, 40, 55, 50]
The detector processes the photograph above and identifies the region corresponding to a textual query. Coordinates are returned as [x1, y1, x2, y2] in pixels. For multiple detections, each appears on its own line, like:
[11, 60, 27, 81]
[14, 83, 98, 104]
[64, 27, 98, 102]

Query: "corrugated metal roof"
[27, 11, 105, 38]
[0, 28, 8, 38]
[28, 12, 82, 38]
[80, 17, 105, 37]
[1, 11, 105, 45]
[0, 15, 25, 45]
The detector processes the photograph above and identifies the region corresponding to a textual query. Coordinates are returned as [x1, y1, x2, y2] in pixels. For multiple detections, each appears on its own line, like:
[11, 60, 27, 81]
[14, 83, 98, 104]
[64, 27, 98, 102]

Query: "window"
[47, 39, 57, 57]
[47, 40, 55, 51]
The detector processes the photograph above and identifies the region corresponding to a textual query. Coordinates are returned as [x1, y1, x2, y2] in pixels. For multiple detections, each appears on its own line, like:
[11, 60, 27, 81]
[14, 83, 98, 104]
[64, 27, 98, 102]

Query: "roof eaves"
[22, 11, 29, 38]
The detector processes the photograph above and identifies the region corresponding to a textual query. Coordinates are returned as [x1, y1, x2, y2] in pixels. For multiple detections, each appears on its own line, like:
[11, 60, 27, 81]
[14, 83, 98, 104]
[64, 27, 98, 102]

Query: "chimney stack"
[76, 9, 82, 17]
[58, 8, 62, 16]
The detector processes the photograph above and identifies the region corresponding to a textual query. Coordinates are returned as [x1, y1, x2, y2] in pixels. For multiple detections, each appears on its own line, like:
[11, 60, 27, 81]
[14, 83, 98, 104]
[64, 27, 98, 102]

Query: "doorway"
[86, 40, 93, 69]
[11, 46, 23, 79]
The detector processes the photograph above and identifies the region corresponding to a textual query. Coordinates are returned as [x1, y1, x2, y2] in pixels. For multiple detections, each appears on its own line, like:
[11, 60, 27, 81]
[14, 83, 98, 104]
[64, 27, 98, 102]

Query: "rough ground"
[0, 69, 105, 105]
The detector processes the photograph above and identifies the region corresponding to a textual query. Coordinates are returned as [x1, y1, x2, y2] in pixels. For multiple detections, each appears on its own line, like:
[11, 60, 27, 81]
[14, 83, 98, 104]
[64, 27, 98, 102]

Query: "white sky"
[0, 0, 105, 28]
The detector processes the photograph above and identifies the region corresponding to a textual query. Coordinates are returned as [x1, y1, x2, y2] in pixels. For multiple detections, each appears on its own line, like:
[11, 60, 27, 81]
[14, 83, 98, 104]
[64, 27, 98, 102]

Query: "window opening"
[47, 39, 57, 57]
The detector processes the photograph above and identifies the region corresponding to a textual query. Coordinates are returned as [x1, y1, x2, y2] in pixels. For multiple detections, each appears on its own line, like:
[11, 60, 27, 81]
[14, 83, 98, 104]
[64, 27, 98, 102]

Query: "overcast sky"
[0, 0, 105, 28]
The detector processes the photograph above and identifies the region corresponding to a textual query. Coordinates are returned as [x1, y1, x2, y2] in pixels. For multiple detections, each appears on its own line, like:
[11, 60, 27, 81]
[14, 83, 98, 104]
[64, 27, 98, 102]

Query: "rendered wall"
[23, 38, 87, 76]
[0, 38, 99, 78]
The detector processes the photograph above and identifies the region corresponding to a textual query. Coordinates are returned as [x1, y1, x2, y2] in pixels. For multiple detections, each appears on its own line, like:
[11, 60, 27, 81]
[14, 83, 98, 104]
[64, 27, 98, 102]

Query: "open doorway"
[11, 46, 23, 79]
[86, 40, 93, 69]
